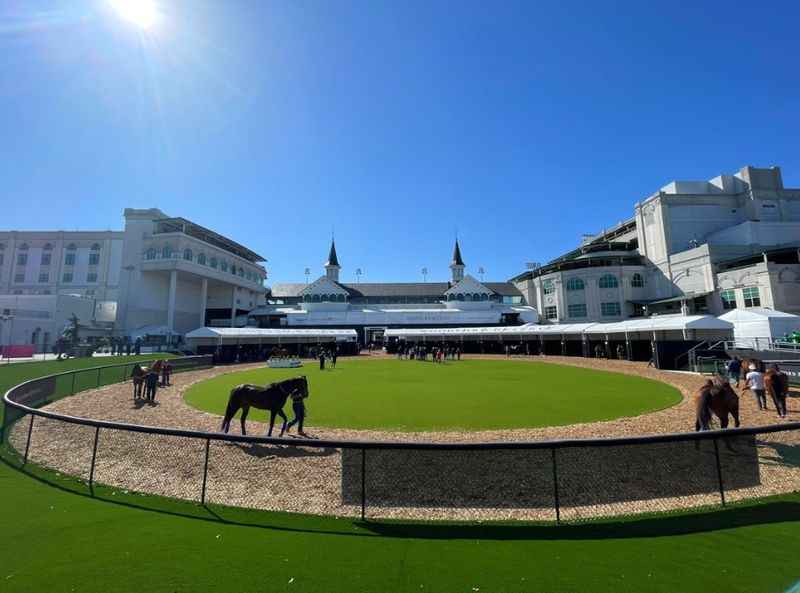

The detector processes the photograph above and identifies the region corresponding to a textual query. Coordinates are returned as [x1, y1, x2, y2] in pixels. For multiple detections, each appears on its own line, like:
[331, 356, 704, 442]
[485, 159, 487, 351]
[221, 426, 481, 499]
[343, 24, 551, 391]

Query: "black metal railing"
[3, 358, 800, 522]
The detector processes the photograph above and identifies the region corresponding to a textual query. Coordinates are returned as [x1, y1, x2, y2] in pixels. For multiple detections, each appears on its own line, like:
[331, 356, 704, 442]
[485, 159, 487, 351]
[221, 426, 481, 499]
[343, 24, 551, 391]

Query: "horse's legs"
[267, 410, 276, 437]
[276, 408, 288, 437]
[719, 414, 729, 429]
[240, 406, 250, 436]
[221, 402, 239, 434]
[731, 406, 741, 428]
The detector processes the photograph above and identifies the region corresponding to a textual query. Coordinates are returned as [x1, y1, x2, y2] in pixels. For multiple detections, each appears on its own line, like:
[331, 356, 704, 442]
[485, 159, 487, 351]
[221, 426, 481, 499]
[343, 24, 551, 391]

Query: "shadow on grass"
[4, 448, 800, 542]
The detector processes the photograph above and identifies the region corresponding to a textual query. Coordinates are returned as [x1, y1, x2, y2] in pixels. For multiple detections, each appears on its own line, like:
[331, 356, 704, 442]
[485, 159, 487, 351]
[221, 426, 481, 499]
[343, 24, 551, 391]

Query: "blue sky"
[2, 1, 799, 285]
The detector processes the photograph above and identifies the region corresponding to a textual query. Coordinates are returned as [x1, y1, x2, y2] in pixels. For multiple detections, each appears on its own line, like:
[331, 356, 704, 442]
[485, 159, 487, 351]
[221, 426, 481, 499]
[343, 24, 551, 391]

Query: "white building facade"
[0, 208, 267, 349]
[513, 165, 800, 322]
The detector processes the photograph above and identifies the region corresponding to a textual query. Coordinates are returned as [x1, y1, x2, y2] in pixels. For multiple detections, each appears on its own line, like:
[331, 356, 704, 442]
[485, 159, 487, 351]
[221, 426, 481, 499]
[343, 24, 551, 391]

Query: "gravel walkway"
[10, 355, 800, 521]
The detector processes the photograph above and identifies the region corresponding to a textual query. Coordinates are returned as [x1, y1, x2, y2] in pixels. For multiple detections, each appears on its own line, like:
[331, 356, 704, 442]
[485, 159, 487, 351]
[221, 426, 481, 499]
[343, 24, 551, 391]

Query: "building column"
[167, 270, 177, 335]
[199, 278, 208, 328]
[230, 286, 237, 327]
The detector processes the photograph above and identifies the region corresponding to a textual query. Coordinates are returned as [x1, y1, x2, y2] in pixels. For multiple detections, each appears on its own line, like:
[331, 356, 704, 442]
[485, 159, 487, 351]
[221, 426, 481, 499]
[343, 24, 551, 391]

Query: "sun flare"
[109, 0, 160, 30]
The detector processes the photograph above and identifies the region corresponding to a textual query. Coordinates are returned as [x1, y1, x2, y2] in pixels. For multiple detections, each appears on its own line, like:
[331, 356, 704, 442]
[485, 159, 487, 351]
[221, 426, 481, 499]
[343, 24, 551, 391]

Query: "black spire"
[326, 239, 340, 267]
[451, 239, 464, 266]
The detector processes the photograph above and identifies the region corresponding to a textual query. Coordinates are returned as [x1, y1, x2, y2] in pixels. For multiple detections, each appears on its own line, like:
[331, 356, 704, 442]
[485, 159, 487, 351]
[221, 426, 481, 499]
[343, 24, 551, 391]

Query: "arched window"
[66, 243, 76, 251]
[90, 243, 100, 251]
[145, 247, 157, 260]
[465, 293, 473, 301]
[542, 279, 555, 294]
[480, 293, 488, 301]
[321, 294, 330, 302]
[210, 257, 217, 269]
[565, 277, 585, 291]
[599, 274, 618, 289]
[631, 273, 645, 288]
[164, 245, 173, 258]
[197, 253, 206, 265]
[457, 293, 465, 301]
[312, 294, 320, 303]
[303, 294, 311, 302]
[183, 248, 193, 261]
[43, 243, 53, 251]
[338, 294, 346, 302]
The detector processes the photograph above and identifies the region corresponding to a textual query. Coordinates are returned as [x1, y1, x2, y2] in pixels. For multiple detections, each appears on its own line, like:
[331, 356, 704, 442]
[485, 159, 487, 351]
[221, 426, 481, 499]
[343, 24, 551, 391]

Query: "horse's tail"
[221, 386, 242, 432]
[696, 389, 712, 431]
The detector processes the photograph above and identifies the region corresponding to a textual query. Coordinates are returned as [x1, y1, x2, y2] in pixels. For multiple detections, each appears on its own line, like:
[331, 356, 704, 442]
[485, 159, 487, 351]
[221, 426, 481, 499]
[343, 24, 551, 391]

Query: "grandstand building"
[250, 240, 537, 344]
[512, 165, 800, 322]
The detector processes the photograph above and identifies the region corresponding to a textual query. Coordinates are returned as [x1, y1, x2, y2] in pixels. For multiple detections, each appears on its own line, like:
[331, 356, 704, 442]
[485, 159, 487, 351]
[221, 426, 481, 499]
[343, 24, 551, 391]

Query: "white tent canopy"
[582, 315, 733, 335]
[185, 327, 358, 345]
[718, 308, 800, 349]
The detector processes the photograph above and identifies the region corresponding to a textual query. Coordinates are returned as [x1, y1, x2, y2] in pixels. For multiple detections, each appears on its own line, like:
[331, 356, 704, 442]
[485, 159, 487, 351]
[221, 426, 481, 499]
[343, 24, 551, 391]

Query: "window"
[238, 268, 244, 277]
[14, 272, 24, 283]
[0, 253, 4, 266]
[231, 265, 237, 275]
[220, 261, 228, 272]
[66, 243, 76, 251]
[91, 243, 100, 251]
[145, 248, 157, 260]
[542, 279, 555, 295]
[544, 305, 558, 320]
[197, 253, 206, 265]
[62, 272, 73, 283]
[599, 274, 618, 289]
[89, 253, 100, 266]
[17, 253, 27, 266]
[565, 277, 584, 291]
[40, 252, 51, 266]
[720, 289, 737, 310]
[601, 302, 621, 316]
[631, 273, 644, 288]
[87, 272, 98, 283]
[65, 253, 76, 266]
[568, 303, 587, 318]
[210, 257, 217, 269]
[19, 243, 29, 251]
[162, 244, 173, 258]
[183, 248, 193, 261]
[38, 272, 48, 283]
[743, 287, 761, 307]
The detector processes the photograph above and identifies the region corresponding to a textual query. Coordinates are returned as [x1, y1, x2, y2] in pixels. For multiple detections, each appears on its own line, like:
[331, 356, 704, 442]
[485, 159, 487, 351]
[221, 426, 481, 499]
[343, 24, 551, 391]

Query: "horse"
[695, 375, 741, 432]
[220, 376, 308, 437]
[130, 364, 146, 400]
[741, 357, 765, 373]
[765, 366, 789, 418]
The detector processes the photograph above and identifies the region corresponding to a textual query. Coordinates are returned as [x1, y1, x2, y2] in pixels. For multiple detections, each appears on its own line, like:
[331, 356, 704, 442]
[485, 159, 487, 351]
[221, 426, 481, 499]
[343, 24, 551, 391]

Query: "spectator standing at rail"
[745, 363, 767, 410]
[616, 344, 625, 360]
[160, 359, 172, 387]
[331, 346, 338, 369]
[456, 347, 462, 361]
[727, 357, 742, 388]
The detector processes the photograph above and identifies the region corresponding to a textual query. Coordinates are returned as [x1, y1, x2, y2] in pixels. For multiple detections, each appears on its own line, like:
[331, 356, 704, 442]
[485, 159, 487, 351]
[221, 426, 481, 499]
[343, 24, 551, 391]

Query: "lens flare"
[109, 0, 160, 30]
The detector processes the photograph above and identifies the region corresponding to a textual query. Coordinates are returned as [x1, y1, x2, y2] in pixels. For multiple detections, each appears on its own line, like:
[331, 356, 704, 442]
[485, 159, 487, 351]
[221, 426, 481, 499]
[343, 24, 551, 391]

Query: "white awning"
[583, 315, 733, 335]
[185, 327, 358, 343]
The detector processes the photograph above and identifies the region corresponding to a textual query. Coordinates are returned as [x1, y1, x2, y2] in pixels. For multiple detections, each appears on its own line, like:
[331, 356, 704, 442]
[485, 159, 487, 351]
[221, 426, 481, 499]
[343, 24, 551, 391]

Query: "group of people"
[317, 347, 338, 370]
[130, 359, 173, 403]
[396, 344, 462, 362]
[727, 356, 790, 418]
[106, 337, 144, 356]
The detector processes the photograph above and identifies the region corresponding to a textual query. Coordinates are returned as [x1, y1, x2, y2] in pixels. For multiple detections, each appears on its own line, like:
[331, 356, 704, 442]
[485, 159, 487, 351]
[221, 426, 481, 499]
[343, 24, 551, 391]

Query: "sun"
[109, 0, 160, 30]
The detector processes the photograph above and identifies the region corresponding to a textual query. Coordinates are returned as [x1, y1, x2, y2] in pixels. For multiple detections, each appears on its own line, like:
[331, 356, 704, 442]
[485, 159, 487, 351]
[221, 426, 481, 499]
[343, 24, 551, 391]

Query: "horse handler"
[286, 387, 308, 437]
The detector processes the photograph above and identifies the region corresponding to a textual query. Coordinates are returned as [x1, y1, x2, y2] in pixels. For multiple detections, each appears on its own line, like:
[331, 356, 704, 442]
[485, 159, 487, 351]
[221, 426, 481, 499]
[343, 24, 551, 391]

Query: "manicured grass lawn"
[1, 357, 799, 592]
[1, 458, 800, 593]
[185, 358, 682, 431]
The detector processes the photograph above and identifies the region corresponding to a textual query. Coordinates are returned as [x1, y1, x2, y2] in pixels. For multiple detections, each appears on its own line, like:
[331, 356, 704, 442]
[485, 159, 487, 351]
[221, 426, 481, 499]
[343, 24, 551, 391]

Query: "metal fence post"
[122, 364, 128, 383]
[70, 372, 77, 395]
[23, 415, 35, 466]
[712, 437, 726, 506]
[201, 438, 211, 505]
[551, 447, 561, 522]
[360, 448, 366, 521]
[89, 427, 100, 488]
[96, 367, 102, 388]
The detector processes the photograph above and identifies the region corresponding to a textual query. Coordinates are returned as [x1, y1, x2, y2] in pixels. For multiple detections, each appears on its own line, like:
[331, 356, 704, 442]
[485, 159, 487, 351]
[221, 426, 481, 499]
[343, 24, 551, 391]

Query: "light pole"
[355, 268, 362, 283]
[478, 266, 485, 282]
[304, 267, 310, 284]
[120, 265, 135, 339]
[421, 267, 428, 283]
[0, 314, 14, 364]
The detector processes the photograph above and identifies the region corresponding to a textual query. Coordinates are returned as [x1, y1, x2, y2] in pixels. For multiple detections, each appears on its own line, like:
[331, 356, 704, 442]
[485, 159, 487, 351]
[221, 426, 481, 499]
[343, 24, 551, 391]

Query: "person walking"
[727, 357, 742, 388]
[745, 363, 767, 410]
[145, 367, 159, 402]
[331, 346, 338, 369]
[285, 385, 309, 436]
[319, 349, 326, 371]
[767, 364, 789, 418]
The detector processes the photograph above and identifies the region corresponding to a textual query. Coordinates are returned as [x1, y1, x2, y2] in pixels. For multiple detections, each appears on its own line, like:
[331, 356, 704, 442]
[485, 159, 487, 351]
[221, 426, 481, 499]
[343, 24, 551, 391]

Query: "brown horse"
[695, 375, 740, 432]
[765, 366, 789, 418]
[220, 376, 308, 437]
[130, 364, 146, 399]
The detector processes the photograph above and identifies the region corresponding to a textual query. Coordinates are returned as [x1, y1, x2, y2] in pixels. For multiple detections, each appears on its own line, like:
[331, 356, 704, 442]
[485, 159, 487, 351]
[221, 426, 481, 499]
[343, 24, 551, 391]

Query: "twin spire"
[322, 238, 466, 284]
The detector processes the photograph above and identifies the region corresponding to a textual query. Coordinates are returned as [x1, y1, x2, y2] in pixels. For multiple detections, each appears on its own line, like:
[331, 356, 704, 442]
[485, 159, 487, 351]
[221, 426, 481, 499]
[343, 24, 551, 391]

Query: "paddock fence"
[3, 359, 800, 522]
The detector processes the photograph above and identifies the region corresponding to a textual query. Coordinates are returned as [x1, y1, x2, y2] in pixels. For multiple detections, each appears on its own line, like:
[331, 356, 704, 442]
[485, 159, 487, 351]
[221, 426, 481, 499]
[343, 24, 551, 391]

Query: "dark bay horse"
[695, 375, 740, 432]
[221, 376, 308, 437]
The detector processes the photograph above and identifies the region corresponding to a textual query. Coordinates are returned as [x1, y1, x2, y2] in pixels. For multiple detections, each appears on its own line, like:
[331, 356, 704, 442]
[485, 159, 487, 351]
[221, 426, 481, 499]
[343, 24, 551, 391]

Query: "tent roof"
[718, 308, 800, 322]
[583, 315, 732, 334]
[185, 327, 357, 339]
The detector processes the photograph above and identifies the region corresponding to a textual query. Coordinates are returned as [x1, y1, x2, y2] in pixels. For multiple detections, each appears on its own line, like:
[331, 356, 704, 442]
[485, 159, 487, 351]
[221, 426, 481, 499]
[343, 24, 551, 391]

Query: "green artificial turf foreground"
[2, 358, 800, 593]
[186, 358, 682, 431]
